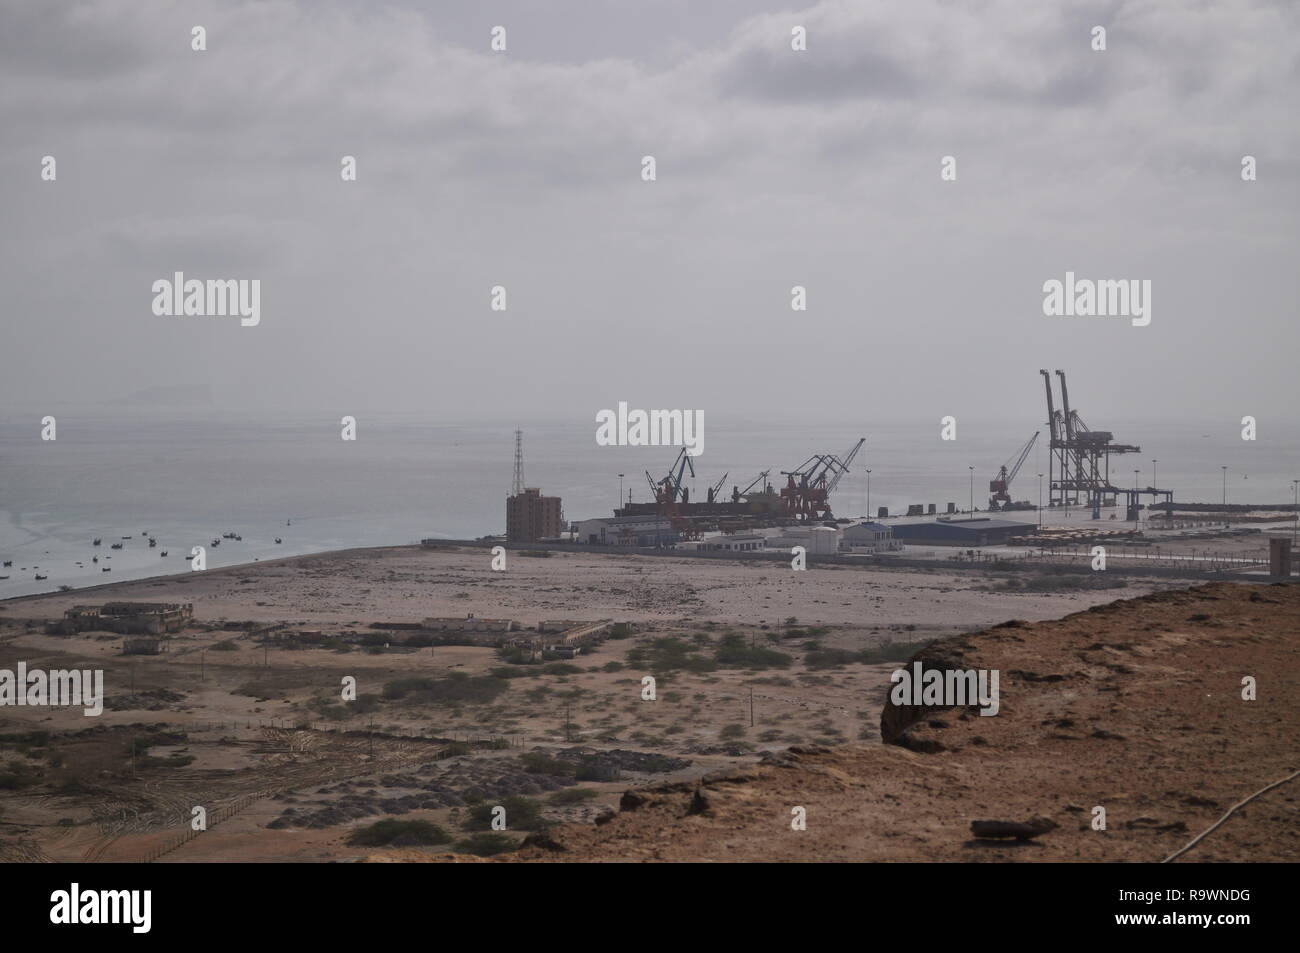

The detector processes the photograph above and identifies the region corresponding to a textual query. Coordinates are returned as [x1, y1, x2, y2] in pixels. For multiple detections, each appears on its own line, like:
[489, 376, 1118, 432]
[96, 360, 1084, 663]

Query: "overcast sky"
[1, 0, 1296, 425]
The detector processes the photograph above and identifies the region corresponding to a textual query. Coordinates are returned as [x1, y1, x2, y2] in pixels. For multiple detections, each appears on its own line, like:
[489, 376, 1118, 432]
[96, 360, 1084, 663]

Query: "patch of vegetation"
[714, 633, 792, 670]
[381, 672, 509, 706]
[540, 662, 583, 676]
[140, 754, 195, 769]
[454, 832, 518, 856]
[347, 818, 452, 847]
[463, 795, 547, 832]
[625, 636, 716, 674]
[549, 787, 598, 805]
[211, 639, 240, 651]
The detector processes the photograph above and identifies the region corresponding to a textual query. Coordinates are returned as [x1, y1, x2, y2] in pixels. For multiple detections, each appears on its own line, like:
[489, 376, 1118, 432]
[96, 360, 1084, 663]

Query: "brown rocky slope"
[397, 582, 1300, 862]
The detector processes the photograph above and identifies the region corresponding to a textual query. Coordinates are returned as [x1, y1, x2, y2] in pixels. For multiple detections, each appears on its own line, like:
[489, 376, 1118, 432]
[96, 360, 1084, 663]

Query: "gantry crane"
[1039, 369, 1143, 514]
[989, 431, 1039, 510]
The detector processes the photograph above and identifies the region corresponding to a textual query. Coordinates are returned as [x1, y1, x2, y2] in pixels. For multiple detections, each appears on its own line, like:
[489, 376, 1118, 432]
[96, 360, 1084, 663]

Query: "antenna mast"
[512, 429, 525, 496]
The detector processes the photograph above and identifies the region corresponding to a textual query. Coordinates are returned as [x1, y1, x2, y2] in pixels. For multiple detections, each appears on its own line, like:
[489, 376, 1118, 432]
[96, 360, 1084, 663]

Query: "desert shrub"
[381, 672, 508, 706]
[347, 819, 451, 847]
[625, 636, 716, 674]
[463, 796, 546, 832]
[454, 833, 517, 857]
[549, 787, 598, 805]
[714, 634, 792, 670]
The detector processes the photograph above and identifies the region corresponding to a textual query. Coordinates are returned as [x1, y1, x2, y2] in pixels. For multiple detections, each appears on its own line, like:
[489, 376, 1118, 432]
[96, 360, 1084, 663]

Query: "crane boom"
[1005, 431, 1038, 485]
[827, 437, 865, 493]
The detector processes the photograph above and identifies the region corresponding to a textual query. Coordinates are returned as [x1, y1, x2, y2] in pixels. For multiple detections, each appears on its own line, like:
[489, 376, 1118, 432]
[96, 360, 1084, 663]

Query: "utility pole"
[1037, 473, 1043, 529]
[1222, 466, 1228, 506]
[618, 473, 624, 511]
[865, 469, 871, 518]
[1292, 479, 1298, 548]
[749, 687, 755, 727]
[968, 466, 974, 516]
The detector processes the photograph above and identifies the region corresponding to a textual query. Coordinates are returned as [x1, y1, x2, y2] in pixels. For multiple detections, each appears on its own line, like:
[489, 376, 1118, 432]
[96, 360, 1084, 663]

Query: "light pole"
[1292, 479, 1298, 547]
[1037, 473, 1043, 528]
[1152, 459, 1157, 491]
[618, 473, 624, 510]
[968, 466, 974, 517]
[865, 469, 871, 518]
[1221, 466, 1227, 506]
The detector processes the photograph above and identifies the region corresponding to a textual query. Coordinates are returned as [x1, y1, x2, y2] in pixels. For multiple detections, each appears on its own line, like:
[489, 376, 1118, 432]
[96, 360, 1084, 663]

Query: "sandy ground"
[424, 580, 1299, 864]
[0, 544, 1174, 630]
[0, 544, 1223, 864]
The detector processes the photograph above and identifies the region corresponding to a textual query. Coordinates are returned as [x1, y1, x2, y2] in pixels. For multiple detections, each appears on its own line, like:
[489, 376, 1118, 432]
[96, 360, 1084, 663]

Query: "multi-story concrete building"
[506, 487, 563, 542]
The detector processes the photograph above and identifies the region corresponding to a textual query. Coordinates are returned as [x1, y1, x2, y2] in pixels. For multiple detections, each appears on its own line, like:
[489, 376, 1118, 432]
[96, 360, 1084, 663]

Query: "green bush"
[464, 795, 546, 832]
[520, 752, 576, 777]
[454, 833, 518, 856]
[381, 672, 508, 706]
[714, 634, 792, 670]
[347, 819, 451, 847]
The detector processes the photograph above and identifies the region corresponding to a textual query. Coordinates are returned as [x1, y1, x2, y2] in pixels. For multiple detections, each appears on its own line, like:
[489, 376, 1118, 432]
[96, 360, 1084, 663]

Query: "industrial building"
[765, 524, 841, 555]
[890, 518, 1031, 547]
[841, 521, 899, 553]
[680, 533, 768, 553]
[575, 515, 678, 547]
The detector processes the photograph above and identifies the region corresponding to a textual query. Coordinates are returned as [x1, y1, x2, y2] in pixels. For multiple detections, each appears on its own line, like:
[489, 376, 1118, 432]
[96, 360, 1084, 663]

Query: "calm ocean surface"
[2, 410, 1295, 598]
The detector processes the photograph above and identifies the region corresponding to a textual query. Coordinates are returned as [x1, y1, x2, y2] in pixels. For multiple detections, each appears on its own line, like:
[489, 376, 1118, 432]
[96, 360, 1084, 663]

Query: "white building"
[840, 521, 900, 553]
[764, 524, 841, 555]
[680, 533, 768, 553]
[575, 515, 677, 546]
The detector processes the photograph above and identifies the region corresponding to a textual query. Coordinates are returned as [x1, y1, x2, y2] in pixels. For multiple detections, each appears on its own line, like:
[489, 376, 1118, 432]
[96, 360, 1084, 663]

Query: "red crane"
[988, 431, 1039, 511]
[780, 438, 865, 521]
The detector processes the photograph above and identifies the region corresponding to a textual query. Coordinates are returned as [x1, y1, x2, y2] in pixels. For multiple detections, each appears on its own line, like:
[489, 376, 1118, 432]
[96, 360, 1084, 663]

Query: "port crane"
[706, 472, 729, 504]
[779, 438, 865, 521]
[988, 431, 1039, 511]
[732, 469, 772, 503]
[643, 447, 705, 539]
